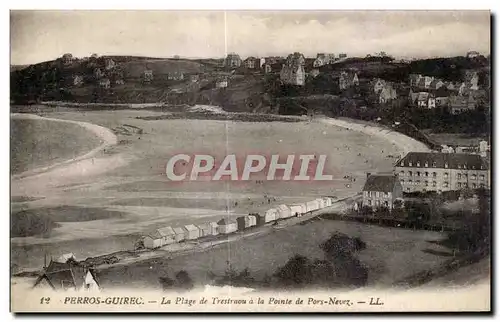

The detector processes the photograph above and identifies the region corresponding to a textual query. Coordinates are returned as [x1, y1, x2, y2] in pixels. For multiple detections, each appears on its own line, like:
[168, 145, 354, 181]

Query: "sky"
[10, 10, 491, 65]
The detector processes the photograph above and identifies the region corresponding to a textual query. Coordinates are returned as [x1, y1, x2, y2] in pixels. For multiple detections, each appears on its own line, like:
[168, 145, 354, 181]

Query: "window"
[424, 162, 429, 167]
[409, 162, 413, 167]
[457, 182, 461, 188]
[464, 174, 468, 179]
[409, 180, 413, 185]
[384, 201, 389, 207]
[472, 174, 477, 180]
[444, 172, 449, 178]
[480, 175, 485, 180]
[406, 187, 410, 192]
[443, 182, 449, 188]
[376, 200, 380, 206]
[376, 192, 380, 197]
[425, 181, 429, 186]
[480, 184, 485, 188]
[400, 171, 404, 176]
[367, 200, 372, 206]
[401, 161, 405, 166]
[416, 180, 421, 184]
[444, 162, 449, 168]
[401, 179, 404, 184]
[472, 183, 477, 189]
[432, 162, 436, 167]
[457, 173, 462, 180]
[416, 161, 420, 167]
[433, 172, 437, 178]
[409, 171, 413, 176]
[416, 171, 421, 177]
[425, 172, 429, 177]
[368, 191, 372, 197]
[432, 181, 437, 187]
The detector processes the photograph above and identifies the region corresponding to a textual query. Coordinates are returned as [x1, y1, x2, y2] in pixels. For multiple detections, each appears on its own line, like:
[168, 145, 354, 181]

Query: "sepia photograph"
[9, 9, 491, 313]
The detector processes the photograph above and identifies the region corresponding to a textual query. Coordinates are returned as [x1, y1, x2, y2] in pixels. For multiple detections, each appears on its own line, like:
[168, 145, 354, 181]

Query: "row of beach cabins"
[140, 197, 333, 249]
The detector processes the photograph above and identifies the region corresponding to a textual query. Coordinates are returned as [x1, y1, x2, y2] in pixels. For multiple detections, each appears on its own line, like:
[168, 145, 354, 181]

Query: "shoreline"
[11, 113, 118, 180]
[317, 117, 431, 155]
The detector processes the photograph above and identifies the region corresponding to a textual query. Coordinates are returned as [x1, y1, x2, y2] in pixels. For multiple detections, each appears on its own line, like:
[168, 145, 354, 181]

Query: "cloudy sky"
[11, 10, 490, 65]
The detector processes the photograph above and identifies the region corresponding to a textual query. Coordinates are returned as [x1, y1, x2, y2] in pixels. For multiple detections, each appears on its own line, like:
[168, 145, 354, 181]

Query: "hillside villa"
[361, 173, 403, 211]
[243, 57, 259, 69]
[143, 69, 153, 82]
[280, 52, 306, 86]
[339, 70, 359, 90]
[224, 53, 242, 68]
[99, 78, 111, 89]
[313, 53, 335, 67]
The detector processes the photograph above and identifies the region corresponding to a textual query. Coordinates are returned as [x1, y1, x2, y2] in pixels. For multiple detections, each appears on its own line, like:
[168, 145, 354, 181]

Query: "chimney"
[366, 172, 372, 179]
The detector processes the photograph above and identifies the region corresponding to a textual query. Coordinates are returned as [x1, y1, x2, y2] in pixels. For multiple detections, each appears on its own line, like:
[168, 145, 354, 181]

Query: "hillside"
[10, 55, 211, 104]
[10, 54, 490, 114]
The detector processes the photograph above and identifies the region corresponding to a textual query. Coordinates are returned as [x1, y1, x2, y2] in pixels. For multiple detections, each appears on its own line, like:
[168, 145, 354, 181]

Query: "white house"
[289, 203, 307, 217]
[217, 218, 238, 234]
[173, 227, 186, 242]
[184, 224, 201, 240]
[305, 200, 320, 213]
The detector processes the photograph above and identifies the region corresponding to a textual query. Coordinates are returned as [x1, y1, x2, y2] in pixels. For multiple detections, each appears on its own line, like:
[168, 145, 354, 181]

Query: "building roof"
[184, 224, 199, 232]
[449, 95, 468, 107]
[417, 92, 430, 101]
[33, 260, 96, 290]
[217, 218, 237, 225]
[226, 53, 241, 59]
[433, 86, 451, 98]
[362, 174, 399, 193]
[277, 204, 290, 211]
[57, 253, 76, 263]
[173, 227, 186, 234]
[157, 226, 175, 237]
[395, 152, 489, 170]
[429, 79, 442, 89]
[146, 231, 163, 239]
[196, 223, 210, 230]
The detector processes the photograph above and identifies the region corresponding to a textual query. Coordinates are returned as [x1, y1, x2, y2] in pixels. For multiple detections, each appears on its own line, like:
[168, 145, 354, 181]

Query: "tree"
[273, 254, 312, 287]
[360, 206, 374, 217]
[175, 270, 194, 290]
[319, 233, 365, 258]
[159, 276, 175, 290]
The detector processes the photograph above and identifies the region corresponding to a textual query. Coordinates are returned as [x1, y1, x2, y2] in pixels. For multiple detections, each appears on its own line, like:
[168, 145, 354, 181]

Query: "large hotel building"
[394, 152, 490, 193]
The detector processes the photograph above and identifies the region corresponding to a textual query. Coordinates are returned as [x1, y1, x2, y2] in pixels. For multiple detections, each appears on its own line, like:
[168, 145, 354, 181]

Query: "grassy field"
[11, 109, 402, 271]
[10, 118, 102, 174]
[425, 132, 488, 147]
[96, 220, 449, 290]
